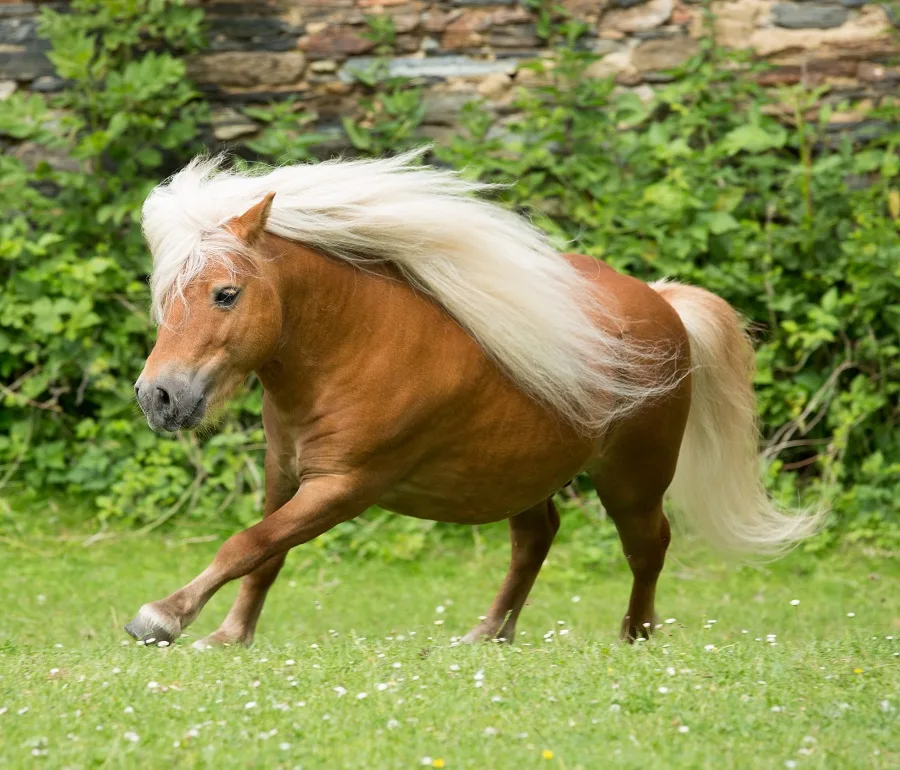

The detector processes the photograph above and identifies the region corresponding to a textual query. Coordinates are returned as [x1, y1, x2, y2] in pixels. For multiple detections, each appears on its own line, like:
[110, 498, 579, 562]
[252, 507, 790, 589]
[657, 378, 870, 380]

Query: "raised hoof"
[124, 605, 181, 646]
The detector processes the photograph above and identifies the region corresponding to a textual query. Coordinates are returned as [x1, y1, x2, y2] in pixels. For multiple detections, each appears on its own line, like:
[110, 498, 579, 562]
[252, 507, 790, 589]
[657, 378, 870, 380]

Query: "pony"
[126, 149, 821, 648]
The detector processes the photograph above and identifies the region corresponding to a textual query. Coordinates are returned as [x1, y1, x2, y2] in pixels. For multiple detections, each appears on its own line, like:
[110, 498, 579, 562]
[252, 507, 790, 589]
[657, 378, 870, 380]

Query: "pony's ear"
[229, 192, 275, 245]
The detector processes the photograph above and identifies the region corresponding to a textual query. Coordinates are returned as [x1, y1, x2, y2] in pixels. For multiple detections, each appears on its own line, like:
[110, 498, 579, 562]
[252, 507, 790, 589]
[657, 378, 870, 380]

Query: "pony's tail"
[651, 281, 824, 555]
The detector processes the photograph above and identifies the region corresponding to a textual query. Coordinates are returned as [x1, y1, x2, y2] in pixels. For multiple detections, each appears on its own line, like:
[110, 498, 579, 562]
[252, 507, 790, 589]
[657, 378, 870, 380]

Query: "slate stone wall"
[1, 0, 897, 151]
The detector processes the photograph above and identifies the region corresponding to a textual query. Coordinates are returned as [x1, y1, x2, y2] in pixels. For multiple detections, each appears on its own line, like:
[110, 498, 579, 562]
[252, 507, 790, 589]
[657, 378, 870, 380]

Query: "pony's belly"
[375, 486, 518, 525]
[375, 447, 590, 525]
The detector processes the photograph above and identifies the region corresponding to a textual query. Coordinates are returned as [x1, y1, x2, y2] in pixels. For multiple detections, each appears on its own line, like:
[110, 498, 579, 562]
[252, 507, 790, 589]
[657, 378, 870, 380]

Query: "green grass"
[0, 534, 897, 768]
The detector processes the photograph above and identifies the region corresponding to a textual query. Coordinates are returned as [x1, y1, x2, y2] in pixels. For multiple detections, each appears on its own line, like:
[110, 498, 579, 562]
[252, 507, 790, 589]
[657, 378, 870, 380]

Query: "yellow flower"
[432, 760, 445, 768]
[853, 668, 863, 674]
[542, 749, 554, 760]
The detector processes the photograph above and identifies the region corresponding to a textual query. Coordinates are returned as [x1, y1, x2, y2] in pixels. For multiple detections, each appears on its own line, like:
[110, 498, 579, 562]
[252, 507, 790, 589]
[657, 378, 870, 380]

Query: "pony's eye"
[213, 286, 240, 308]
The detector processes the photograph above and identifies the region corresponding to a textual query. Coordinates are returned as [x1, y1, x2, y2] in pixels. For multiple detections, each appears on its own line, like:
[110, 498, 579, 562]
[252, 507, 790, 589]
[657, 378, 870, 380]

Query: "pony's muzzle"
[135, 373, 207, 432]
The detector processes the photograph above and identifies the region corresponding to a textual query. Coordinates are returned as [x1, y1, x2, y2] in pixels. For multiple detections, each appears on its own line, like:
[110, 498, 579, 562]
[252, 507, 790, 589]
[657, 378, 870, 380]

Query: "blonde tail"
[651, 281, 824, 555]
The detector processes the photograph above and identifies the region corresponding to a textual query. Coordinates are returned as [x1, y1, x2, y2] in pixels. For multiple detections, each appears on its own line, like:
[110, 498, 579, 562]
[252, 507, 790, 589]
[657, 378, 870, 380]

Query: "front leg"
[124, 475, 370, 645]
[191, 452, 297, 649]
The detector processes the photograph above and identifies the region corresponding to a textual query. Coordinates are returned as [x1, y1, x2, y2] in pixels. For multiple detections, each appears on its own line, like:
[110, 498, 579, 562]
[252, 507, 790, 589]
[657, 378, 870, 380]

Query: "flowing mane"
[142, 148, 675, 434]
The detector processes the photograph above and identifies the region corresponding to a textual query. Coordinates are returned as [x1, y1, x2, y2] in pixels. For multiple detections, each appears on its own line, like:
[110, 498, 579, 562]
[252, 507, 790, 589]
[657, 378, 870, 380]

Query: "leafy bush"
[1, 2, 897, 553]
[435, 48, 900, 548]
[0, 0, 266, 532]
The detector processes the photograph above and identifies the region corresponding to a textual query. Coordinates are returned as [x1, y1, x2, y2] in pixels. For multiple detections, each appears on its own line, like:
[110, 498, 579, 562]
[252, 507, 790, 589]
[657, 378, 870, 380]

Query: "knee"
[659, 517, 671, 550]
[624, 521, 670, 578]
[245, 554, 286, 585]
[626, 547, 666, 579]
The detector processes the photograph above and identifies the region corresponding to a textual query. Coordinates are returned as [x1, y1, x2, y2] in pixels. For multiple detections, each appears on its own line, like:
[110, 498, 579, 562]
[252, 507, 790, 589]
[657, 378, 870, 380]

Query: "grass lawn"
[0, 532, 897, 768]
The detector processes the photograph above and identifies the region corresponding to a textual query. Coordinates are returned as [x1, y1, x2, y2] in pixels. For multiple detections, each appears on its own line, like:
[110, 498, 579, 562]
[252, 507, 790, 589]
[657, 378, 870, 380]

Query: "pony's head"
[135, 194, 281, 432]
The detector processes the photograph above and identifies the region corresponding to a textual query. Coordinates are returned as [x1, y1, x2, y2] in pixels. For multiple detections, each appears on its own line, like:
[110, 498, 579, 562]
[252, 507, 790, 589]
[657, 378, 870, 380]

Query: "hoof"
[191, 628, 252, 651]
[124, 604, 181, 646]
[460, 630, 482, 645]
[461, 624, 513, 645]
[620, 613, 658, 643]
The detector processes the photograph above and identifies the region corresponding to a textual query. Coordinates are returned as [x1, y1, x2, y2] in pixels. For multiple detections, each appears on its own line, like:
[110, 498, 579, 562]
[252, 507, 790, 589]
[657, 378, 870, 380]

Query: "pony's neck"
[254, 234, 407, 407]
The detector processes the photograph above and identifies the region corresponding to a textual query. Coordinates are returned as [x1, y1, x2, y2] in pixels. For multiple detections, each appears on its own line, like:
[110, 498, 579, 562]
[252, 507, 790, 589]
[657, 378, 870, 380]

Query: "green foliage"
[1, 6, 897, 551]
[339, 38, 425, 156]
[341, 77, 425, 156]
[523, 0, 591, 44]
[362, 12, 397, 55]
[0, 0, 263, 530]
[435, 48, 900, 546]
[241, 100, 330, 164]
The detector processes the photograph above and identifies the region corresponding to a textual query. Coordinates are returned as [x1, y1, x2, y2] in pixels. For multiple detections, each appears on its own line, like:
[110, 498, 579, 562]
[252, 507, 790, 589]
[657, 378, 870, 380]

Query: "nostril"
[155, 386, 171, 408]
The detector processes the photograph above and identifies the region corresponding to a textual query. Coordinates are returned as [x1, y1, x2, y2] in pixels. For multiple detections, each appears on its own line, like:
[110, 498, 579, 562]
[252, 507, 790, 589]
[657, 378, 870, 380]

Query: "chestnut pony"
[127, 150, 820, 648]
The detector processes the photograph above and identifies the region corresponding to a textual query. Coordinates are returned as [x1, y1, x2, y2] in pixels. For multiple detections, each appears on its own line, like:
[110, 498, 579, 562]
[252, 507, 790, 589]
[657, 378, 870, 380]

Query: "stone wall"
[1, 0, 897, 150]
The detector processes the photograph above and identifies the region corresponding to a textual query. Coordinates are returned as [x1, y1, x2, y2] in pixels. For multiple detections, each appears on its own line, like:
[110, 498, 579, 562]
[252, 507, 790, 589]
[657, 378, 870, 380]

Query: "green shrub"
[0, 0, 265, 531]
[1, 3, 897, 553]
[434, 48, 900, 548]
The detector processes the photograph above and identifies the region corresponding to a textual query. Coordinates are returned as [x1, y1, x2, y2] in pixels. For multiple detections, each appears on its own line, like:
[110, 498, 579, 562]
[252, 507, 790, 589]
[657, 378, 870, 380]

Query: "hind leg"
[590, 398, 688, 641]
[190, 554, 287, 649]
[600, 494, 671, 641]
[462, 498, 559, 644]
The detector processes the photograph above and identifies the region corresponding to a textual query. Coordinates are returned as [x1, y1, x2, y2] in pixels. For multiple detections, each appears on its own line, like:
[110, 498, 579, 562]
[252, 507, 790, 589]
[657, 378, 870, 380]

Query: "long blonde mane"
[142, 148, 676, 435]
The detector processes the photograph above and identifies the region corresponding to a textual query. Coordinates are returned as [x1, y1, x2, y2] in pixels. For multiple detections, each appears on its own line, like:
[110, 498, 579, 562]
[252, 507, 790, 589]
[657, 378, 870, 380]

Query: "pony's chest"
[260, 418, 311, 483]
[269, 437, 323, 484]
[265, 423, 364, 485]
